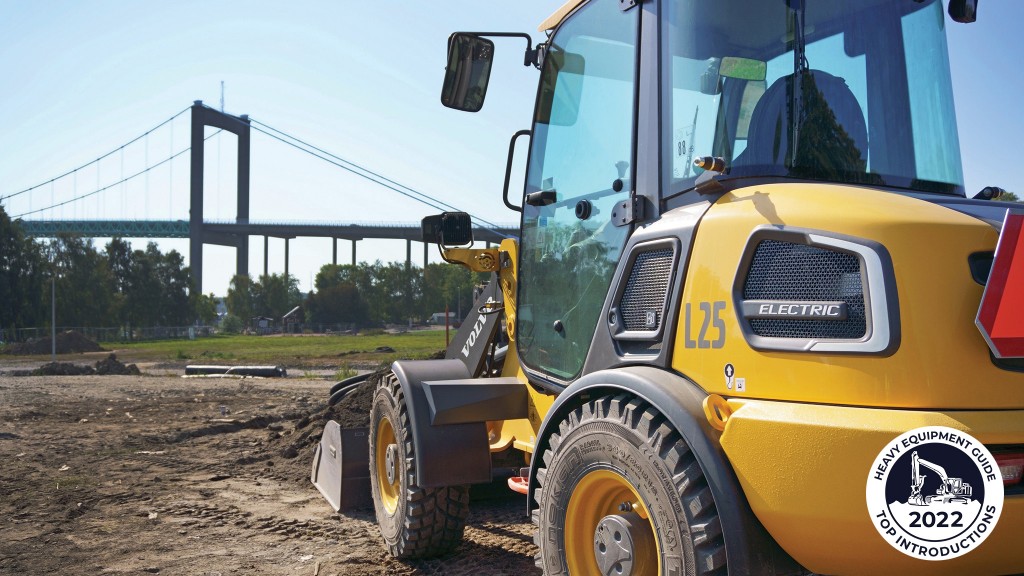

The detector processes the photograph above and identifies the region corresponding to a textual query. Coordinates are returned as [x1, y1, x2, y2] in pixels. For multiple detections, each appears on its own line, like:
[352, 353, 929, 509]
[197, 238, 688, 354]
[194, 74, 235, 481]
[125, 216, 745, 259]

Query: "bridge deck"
[18, 219, 518, 243]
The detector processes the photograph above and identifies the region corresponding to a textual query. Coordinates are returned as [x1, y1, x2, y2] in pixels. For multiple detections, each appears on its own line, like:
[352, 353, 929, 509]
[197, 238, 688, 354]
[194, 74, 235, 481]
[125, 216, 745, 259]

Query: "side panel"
[527, 366, 803, 576]
[720, 399, 1024, 575]
[672, 183, 1024, 409]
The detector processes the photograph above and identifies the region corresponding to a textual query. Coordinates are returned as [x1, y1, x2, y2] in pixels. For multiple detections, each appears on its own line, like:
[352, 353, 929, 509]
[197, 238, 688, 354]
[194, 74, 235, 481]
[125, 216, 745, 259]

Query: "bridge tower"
[189, 101, 250, 293]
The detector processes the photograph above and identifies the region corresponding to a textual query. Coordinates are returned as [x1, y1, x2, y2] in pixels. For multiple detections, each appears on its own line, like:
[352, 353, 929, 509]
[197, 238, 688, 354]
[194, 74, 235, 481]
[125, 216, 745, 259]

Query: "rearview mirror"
[441, 34, 495, 112]
[719, 57, 767, 82]
[421, 212, 474, 246]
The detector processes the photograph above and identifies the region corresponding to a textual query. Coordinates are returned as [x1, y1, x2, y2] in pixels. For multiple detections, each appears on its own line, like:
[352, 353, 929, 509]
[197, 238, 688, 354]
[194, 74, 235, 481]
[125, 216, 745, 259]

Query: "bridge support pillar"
[263, 236, 269, 277]
[332, 238, 338, 266]
[285, 238, 290, 279]
[423, 242, 428, 271]
[352, 240, 357, 266]
[406, 239, 412, 271]
[236, 236, 248, 281]
[189, 101, 251, 293]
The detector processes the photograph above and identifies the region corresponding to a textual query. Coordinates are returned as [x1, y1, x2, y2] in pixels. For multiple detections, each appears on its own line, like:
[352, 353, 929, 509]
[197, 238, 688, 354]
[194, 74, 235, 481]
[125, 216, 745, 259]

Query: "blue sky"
[2, 1, 1022, 295]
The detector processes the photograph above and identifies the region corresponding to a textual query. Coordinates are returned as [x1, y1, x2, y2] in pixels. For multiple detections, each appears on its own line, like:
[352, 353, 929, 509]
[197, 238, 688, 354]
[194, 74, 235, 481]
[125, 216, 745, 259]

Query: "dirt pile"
[30, 353, 140, 376]
[274, 365, 387, 467]
[31, 362, 96, 376]
[94, 353, 142, 375]
[2, 330, 106, 355]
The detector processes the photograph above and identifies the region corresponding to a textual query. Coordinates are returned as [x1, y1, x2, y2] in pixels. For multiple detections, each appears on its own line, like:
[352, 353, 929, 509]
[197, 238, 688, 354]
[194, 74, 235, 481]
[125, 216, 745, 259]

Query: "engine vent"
[743, 239, 867, 339]
[619, 248, 674, 332]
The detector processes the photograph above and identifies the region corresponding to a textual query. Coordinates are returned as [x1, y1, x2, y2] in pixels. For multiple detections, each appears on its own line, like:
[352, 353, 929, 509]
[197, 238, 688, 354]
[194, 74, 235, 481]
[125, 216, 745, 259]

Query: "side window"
[517, 0, 639, 380]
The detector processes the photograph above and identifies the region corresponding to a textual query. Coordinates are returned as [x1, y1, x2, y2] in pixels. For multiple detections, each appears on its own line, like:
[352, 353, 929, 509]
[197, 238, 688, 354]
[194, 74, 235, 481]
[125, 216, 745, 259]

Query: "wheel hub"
[384, 443, 398, 485]
[594, 512, 647, 576]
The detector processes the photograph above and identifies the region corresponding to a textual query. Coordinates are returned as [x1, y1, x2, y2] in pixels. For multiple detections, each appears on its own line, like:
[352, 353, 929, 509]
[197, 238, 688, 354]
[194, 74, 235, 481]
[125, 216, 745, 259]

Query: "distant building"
[283, 306, 303, 334]
[429, 311, 457, 325]
[251, 316, 274, 335]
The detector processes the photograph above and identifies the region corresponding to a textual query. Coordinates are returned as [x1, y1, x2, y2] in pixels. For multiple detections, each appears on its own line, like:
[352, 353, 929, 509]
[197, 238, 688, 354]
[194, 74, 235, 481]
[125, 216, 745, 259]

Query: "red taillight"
[994, 452, 1024, 487]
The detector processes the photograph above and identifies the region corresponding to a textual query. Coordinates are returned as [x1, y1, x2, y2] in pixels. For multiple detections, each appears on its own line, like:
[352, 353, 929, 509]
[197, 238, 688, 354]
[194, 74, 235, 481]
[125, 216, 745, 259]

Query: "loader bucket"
[310, 420, 372, 511]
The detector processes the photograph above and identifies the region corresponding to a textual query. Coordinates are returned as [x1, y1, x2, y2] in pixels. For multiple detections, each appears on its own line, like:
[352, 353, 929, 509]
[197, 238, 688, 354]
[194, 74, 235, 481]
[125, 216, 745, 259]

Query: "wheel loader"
[311, 0, 1024, 573]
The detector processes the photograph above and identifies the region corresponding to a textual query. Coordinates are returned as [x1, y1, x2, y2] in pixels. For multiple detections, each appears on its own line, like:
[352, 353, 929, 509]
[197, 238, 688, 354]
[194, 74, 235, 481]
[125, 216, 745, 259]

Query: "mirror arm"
[457, 32, 544, 68]
[503, 130, 531, 212]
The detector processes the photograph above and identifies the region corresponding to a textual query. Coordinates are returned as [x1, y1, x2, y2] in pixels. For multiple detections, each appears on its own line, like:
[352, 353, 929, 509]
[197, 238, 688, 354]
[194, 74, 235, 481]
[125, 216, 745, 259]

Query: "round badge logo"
[866, 426, 1003, 560]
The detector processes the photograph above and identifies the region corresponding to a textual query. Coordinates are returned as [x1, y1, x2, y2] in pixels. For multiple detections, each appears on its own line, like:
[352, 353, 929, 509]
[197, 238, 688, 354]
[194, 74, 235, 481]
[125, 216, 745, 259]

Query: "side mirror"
[441, 34, 495, 112]
[948, 0, 978, 23]
[421, 212, 474, 246]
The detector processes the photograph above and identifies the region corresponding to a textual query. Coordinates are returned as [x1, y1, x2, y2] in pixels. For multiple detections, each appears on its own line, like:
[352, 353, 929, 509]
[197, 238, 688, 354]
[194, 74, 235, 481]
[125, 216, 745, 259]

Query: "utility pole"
[51, 275, 56, 362]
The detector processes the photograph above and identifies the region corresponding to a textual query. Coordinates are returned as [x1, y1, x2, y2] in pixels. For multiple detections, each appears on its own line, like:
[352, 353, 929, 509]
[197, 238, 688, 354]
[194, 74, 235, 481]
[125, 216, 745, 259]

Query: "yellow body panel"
[672, 183, 1024, 409]
[720, 399, 1024, 575]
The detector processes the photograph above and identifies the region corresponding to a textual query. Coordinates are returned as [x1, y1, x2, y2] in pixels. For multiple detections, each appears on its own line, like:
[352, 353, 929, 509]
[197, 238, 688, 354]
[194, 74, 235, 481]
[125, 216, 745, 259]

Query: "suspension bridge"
[2, 101, 518, 292]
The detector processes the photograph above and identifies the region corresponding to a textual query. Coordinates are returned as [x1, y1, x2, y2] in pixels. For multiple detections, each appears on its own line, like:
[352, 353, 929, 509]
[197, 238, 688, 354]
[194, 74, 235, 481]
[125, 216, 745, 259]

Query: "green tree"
[226, 274, 255, 321]
[192, 292, 219, 325]
[422, 262, 488, 321]
[48, 234, 115, 327]
[373, 262, 424, 324]
[150, 244, 191, 325]
[0, 205, 47, 335]
[996, 190, 1020, 202]
[253, 273, 301, 319]
[306, 264, 370, 326]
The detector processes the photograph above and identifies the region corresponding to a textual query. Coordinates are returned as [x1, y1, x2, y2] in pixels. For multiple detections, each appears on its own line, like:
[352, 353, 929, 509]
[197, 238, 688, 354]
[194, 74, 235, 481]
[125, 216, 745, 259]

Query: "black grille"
[620, 249, 674, 332]
[743, 240, 867, 339]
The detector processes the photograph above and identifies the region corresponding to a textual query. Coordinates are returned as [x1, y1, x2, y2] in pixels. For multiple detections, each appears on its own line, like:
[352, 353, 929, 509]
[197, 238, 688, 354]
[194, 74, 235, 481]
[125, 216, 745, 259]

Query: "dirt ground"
[0, 357, 540, 575]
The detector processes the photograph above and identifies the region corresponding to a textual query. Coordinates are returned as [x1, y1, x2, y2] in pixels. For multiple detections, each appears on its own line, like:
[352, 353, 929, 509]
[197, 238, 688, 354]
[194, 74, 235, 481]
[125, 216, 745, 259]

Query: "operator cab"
[440, 0, 979, 388]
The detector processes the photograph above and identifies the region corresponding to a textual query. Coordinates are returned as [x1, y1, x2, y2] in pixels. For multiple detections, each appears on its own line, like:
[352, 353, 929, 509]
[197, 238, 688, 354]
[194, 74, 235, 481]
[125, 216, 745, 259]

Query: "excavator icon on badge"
[908, 451, 973, 506]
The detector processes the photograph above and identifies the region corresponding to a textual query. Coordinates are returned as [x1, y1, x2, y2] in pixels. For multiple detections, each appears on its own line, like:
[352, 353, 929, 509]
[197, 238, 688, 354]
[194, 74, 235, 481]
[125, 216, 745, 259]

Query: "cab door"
[516, 0, 640, 382]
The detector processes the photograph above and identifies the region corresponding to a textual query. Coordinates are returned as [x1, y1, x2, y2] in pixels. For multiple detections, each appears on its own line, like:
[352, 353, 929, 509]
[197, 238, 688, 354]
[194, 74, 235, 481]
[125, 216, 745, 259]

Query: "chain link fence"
[0, 326, 216, 344]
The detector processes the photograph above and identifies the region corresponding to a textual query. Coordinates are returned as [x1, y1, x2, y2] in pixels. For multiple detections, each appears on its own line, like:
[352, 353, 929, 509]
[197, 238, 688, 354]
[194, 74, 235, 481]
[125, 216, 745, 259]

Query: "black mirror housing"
[441, 34, 495, 112]
[948, 0, 978, 23]
[421, 212, 474, 246]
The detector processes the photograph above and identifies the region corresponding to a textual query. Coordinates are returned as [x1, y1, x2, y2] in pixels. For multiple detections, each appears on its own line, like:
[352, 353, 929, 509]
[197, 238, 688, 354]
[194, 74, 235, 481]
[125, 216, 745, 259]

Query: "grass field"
[101, 330, 449, 366]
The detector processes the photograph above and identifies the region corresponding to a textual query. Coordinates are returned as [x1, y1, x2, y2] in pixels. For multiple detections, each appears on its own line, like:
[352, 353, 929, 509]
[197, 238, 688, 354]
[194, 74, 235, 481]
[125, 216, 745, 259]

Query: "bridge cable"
[0, 106, 191, 203]
[12, 130, 222, 219]
[249, 119, 511, 238]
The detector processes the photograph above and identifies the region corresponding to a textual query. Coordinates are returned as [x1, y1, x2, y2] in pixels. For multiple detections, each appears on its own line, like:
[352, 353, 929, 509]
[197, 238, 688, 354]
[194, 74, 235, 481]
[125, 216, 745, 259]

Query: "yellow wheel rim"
[375, 415, 400, 515]
[565, 469, 660, 576]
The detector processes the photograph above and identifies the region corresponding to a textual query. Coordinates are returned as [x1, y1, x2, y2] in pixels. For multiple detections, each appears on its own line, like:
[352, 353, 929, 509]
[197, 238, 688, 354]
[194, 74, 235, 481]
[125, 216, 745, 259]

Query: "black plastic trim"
[608, 238, 679, 340]
[421, 377, 527, 425]
[389, 360, 492, 487]
[969, 251, 994, 286]
[583, 201, 712, 375]
[526, 366, 805, 576]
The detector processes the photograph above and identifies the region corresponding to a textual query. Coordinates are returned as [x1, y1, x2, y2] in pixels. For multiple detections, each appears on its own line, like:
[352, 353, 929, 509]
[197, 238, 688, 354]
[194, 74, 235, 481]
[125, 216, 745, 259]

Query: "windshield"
[663, 0, 964, 196]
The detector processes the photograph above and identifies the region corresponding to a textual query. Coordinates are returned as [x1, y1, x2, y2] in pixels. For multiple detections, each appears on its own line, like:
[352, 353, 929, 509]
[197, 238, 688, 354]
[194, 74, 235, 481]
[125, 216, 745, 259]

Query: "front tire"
[368, 372, 470, 558]
[533, 393, 727, 575]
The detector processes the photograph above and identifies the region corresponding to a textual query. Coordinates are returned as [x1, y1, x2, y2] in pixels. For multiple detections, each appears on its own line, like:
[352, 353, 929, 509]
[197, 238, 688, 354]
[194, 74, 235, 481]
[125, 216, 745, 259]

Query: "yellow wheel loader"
[313, 0, 1024, 573]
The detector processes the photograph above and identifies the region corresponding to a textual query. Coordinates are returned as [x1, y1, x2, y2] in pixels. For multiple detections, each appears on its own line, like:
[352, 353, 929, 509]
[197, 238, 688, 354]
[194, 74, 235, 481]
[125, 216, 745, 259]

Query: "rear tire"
[369, 372, 469, 558]
[533, 393, 727, 575]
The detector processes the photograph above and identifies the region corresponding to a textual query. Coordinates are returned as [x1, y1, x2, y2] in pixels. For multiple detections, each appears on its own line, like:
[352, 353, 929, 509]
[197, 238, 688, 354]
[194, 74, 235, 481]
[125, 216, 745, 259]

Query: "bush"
[335, 364, 357, 380]
[220, 315, 244, 334]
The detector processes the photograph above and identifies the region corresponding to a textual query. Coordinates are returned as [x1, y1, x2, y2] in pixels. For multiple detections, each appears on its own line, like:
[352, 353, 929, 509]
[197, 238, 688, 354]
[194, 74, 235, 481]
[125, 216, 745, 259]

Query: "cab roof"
[539, 0, 586, 31]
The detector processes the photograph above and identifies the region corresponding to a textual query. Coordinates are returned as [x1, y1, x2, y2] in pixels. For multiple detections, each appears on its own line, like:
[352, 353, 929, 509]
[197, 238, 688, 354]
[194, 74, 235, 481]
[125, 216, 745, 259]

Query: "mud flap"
[310, 420, 371, 511]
